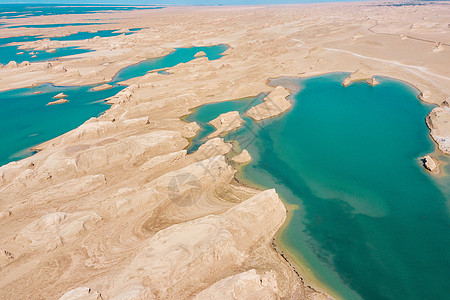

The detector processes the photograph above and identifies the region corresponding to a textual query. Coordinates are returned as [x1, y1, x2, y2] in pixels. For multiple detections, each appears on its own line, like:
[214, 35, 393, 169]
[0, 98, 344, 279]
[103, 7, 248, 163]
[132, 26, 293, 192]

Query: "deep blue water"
[0, 44, 228, 166]
[185, 73, 450, 300]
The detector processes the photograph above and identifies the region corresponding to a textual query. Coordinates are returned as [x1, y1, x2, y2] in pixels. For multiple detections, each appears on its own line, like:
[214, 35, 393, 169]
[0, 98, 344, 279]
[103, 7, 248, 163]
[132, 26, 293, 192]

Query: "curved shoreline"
[218, 72, 448, 300]
[0, 3, 448, 298]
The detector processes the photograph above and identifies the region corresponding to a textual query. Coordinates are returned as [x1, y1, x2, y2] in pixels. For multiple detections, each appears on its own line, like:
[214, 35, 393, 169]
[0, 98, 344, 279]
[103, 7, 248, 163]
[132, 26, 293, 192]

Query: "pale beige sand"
[422, 154, 440, 174]
[208, 111, 244, 138]
[246, 86, 292, 121]
[0, 2, 449, 299]
[232, 149, 252, 164]
[92, 83, 113, 91]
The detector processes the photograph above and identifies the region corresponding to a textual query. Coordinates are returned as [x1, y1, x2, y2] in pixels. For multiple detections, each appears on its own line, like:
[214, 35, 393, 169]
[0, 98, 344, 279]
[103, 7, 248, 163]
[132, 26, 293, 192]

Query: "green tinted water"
[186, 73, 450, 300]
[0, 44, 228, 166]
[0, 29, 142, 64]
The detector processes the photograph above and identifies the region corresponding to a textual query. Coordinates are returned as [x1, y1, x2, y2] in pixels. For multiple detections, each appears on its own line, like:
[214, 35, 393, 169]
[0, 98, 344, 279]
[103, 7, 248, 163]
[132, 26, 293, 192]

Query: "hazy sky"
[0, 0, 374, 5]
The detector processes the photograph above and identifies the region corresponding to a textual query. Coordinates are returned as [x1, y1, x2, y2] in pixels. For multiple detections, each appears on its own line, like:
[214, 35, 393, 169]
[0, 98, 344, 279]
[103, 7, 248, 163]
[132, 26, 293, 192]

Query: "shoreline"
[0, 4, 445, 294]
[1, 59, 447, 300]
[218, 71, 448, 300]
[235, 166, 341, 299]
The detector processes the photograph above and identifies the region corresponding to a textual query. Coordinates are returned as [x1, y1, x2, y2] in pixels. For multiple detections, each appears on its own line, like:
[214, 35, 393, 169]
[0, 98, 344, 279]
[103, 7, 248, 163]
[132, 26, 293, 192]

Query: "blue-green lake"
[0, 44, 228, 166]
[0, 4, 163, 19]
[0, 29, 142, 65]
[185, 73, 450, 300]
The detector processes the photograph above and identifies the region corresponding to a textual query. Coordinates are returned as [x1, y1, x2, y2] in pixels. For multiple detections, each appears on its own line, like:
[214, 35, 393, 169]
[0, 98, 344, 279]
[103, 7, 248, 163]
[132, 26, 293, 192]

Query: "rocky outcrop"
[197, 137, 233, 157]
[6, 61, 18, 69]
[232, 149, 252, 164]
[194, 51, 207, 57]
[431, 41, 444, 53]
[418, 90, 432, 101]
[426, 107, 450, 154]
[59, 287, 103, 300]
[422, 155, 439, 174]
[16, 211, 102, 251]
[246, 86, 292, 121]
[181, 121, 200, 138]
[53, 92, 67, 99]
[74, 130, 188, 171]
[109, 189, 287, 299]
[92, 84, 113, 91]
[342, 69, 372, 86]
[208, 111, 244, 138]
[47, 99, 69, 105]
[366, 76, 379, 86]
[193, 269, 278, 300]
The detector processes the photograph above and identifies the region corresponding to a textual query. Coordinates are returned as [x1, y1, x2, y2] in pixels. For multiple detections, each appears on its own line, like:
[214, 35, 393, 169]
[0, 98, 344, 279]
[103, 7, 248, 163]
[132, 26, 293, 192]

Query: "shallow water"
[0, 29, 142, 64]
[0, 45, 93, 65]
[0, 44, 228, 166]
[187, 73, 450, 300]
[5, 23, 109, 29]
[0, 4, 163, 19]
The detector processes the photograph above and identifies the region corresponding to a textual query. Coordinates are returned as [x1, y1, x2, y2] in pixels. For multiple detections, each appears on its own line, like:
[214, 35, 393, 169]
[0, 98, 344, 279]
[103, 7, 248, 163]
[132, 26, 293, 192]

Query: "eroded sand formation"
[208, 111, 244, 138]
[1, 2, 449, 299]
[426, 107, 450, 154]
[232, 149, 252, 164]
[246, 86, 292, 121]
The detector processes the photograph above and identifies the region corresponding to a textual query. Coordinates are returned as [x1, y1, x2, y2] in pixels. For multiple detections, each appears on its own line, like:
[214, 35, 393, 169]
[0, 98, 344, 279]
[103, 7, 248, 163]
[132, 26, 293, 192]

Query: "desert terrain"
[0, 2, 449, 299]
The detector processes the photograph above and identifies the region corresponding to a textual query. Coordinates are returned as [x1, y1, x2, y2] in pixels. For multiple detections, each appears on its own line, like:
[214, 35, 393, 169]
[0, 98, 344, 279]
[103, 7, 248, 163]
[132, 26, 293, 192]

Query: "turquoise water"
[0, 45, 93, 65]
[0, 4, 163, 19]
[186, 73, 450, 300]
[0, 35, 39, 46]
[0, 44, 228, 166]
[0, 29, 142, 64]
[114, 44, 228, 82]
[0, 4, 149, 64]
[5, 23, 109, 29]
[50, 28, 141, 41]
[184, 94, 265, 152]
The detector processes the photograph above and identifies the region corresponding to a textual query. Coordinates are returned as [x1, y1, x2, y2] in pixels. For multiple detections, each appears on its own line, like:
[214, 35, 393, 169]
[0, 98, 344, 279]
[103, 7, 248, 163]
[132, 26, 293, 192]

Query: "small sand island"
[194, 51, 207, 57]
[246, 86, 292, 120]
[47, 99, 68, 105]
[53, 92, 67, 99]
[422, 155, 439, 174]
[92, 83, 113, 91]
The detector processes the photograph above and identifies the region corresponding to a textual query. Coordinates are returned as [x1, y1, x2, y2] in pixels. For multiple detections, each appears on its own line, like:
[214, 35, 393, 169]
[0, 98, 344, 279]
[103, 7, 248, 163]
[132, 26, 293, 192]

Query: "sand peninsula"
[0, 2, 449, 299]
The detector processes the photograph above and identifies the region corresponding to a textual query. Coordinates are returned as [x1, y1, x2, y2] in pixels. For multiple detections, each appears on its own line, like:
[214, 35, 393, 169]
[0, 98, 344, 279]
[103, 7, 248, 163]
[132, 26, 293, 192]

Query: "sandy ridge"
[0, 2, 449, 299]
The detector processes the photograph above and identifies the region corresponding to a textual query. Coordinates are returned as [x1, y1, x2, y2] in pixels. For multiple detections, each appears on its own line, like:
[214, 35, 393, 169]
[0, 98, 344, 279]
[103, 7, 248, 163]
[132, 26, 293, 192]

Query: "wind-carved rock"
[422, 155, 439, 174]
[194, 51, 207, 57]
[246, 86, 292, 121]
[426, 107, 450, 154]
[366, 76, 379, 86]
[16, 211, 102, 251]
[208, 111, 244, 138]
[232, 149, 252, 164]
[58, 287, 103, 300]
[431, 41, 444, 53]
[342, 69, 372, 86]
